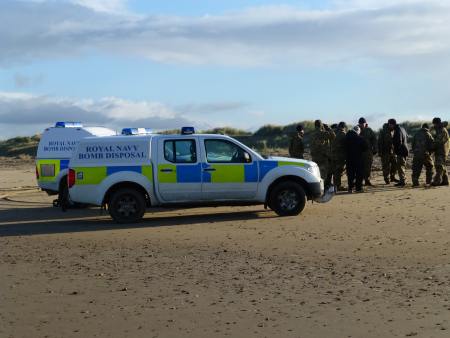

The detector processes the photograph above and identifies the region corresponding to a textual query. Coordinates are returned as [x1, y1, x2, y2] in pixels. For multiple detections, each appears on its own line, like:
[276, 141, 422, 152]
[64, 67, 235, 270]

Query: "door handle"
[160, 168, 173, 173]
[203, 168, 216, 172]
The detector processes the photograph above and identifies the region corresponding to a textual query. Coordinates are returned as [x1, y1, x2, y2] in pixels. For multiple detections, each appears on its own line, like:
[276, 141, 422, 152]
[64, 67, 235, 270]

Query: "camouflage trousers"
[396, 155, 407, 182]
[381, 154, 397, 181]
[332, 157, 346, 188]
[411, 153, 434, 185]
[432, 154, 449, 185]
[362, 151, 373, 180]
[312, 156, 332, 187]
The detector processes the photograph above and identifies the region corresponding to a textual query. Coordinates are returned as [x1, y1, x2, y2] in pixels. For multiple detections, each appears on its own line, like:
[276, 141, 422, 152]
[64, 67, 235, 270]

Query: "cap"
[338, 121, 347, 129]
[358, 117, 366, 124]
[296, 124, 304, 132]
[388, 118, 397, 125]
[314, 120, 322, 128]
[422, 123, 429, 129]
[432, 117, 442, 124]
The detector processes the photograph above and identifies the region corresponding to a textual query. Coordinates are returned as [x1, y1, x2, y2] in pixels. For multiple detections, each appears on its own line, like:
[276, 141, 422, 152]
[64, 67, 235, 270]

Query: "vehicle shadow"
[0, 205, 274, 237]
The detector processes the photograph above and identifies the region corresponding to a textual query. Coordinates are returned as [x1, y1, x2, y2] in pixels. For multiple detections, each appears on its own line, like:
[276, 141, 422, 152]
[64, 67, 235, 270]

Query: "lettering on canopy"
[78, 143, 147, 160]
[44, 140, 79, 152]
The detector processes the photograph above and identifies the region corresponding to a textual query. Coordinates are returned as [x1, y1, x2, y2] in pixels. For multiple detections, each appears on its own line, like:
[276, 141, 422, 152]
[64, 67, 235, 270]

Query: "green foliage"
[0, 135, 40, 157]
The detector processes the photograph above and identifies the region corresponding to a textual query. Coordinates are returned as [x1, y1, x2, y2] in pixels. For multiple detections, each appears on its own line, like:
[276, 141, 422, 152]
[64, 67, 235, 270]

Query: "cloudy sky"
[1, 0, 449, 138]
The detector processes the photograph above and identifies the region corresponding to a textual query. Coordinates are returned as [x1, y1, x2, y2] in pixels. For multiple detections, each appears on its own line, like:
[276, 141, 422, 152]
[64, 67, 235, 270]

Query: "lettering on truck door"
[201, 138, 259, 200]
[156, 137, 202, 202]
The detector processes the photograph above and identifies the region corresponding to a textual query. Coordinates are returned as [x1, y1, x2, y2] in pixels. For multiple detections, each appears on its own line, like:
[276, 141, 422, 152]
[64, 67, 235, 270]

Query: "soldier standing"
[289, 124, 305, 159]
[431, 117, 449, 186]
[358, 117, 377, 186]
[345, 126, 368, 193]
[310, 120, 335, 188]
[411, 123, 435, 187]
[331, 122, 347, 191]
[378, 123, 398, 184]
[388, 118, 409, 187]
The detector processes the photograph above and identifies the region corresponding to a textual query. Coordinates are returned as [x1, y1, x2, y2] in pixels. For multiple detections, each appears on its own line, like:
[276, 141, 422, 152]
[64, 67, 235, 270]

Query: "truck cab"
[68, 128, 331, 223]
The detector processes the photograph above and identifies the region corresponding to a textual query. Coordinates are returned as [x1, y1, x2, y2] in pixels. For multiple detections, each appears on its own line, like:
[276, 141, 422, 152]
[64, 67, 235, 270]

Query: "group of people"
[289, 117, 449, 193]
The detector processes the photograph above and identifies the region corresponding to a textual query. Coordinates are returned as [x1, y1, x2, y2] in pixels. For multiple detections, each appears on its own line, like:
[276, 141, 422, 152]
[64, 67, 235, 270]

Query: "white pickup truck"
[68, 127, 333, 223]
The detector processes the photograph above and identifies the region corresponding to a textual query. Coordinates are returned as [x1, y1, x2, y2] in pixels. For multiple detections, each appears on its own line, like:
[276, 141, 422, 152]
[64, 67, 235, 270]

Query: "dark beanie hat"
[432, 117, 442, 124]
[358, 117, 366, 124]
[388, 118, 397, 125]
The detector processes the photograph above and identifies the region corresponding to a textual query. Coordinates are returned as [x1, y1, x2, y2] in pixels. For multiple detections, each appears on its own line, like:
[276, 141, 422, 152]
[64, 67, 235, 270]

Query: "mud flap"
[314, 185, 335, 203]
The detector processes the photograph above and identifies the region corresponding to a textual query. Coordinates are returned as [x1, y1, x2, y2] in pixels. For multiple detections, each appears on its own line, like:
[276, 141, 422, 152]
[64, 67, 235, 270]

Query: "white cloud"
[0, 92, 205, 138]
[1, 0, 450, 68]
[71, 0, 127, 13]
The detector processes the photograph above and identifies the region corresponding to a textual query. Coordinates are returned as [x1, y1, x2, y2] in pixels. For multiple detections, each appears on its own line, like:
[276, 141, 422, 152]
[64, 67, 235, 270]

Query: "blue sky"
[0, 0, 449, 138]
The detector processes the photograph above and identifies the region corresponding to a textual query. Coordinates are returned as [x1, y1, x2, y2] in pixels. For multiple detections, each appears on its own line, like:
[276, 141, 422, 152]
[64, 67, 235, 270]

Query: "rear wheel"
[269, 181, 306, 216]
[108, 188, 146, 223]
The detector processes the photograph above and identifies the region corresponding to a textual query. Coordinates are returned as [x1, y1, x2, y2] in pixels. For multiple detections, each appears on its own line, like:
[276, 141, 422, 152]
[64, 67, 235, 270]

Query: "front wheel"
[108, 188, 146, 223]
[269, 181, 306, 216]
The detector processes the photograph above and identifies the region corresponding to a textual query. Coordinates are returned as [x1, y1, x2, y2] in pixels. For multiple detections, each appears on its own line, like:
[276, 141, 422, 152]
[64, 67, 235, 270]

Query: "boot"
[365, 179, 374, 187]
[384, 178, 390, 184]
[391, 177, 400, 183]
[395, 180, 406, 187]
[412, 181, 420, 188]
[441, 175, 449, 186]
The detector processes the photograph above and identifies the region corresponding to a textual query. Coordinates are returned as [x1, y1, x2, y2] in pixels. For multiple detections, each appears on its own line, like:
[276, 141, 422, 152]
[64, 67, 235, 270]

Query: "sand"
[1, 161, 450, 338]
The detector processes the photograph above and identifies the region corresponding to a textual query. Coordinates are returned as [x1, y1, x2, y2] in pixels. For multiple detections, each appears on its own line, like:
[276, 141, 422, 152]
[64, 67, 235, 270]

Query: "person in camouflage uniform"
[358, 117, 377, 186]
[289, 124, 305, 159]
[331, 122, 347, 191]
[389, 118, 409, 186]
[378, 123, 398, 184]
[431, 117, 449, 186]
[310, 120, 335, 188]
[411, 123, 435, 187]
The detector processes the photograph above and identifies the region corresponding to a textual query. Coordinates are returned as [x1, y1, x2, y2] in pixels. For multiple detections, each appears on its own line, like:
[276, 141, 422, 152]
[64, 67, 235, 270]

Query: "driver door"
[201, 138, 259, 200]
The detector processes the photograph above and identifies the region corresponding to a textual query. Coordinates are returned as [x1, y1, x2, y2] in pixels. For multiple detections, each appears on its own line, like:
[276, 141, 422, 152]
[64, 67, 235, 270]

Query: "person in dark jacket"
[388, 118, 409, 186]
[345, 126, 368, 193]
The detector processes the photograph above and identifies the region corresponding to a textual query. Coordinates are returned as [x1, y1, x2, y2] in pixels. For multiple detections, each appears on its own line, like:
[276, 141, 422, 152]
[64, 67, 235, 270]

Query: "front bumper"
[307, 180, 323, 199]
[307, 180, 334, 203]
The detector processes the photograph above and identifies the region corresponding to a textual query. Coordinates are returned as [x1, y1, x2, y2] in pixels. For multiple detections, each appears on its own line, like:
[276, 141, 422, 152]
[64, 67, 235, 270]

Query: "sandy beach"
[1, 161, 450, 338]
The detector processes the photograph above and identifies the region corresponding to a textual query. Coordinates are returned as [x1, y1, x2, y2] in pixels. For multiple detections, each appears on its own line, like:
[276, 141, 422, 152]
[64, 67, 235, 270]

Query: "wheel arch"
[265, 175, 312, 204]
[102, 181, 151, 207]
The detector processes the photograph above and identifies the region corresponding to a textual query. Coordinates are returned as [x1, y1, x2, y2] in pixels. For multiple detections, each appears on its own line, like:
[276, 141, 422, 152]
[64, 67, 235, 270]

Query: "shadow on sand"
[0, 202, 273, 237]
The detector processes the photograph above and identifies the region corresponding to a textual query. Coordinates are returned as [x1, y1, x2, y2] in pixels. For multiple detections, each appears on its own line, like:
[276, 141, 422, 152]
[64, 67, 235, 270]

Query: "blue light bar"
[181, 126, 195, 135]
[121, 128, 152, 135]
[55, 122, 83, 128]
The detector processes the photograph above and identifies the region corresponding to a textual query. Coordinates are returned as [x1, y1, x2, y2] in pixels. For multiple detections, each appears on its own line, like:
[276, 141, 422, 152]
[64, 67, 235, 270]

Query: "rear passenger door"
[201, 138, 258, 200]
[156, 137, 202, 202]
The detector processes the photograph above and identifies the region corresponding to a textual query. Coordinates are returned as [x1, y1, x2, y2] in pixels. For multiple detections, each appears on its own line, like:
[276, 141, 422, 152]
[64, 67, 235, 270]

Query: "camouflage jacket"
[412, 128, 434, 156]
[378, 126, 394, 156]
[360, 127, 377, 154]
[289, 134, 304, 159]
[310, 127, 335, 159]
[331, 128, 347, 159]
[434, 127, 450, 157]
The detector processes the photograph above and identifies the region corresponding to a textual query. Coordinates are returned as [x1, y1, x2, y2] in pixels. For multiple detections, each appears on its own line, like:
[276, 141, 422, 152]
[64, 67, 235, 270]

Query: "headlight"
[307, 164, 321, 178]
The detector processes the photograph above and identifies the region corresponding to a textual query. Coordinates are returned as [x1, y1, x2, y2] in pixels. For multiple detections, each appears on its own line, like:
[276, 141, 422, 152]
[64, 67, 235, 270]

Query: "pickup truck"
[68, 128, 332, 223]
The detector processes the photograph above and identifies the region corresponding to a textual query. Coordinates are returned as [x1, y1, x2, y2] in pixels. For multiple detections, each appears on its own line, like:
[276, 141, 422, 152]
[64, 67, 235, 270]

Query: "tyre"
[108, 188, 146, 223]
[269, 181, 306, 216]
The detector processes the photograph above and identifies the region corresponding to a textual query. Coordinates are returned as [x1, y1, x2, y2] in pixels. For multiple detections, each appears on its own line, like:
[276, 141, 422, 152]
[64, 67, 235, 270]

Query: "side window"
[205, 139, 252, 163]
[164, 140, 197, 163]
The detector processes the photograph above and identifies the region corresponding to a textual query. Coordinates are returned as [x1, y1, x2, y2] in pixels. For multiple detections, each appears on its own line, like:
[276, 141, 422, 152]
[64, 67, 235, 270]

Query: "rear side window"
[164, 140, 197, 163]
